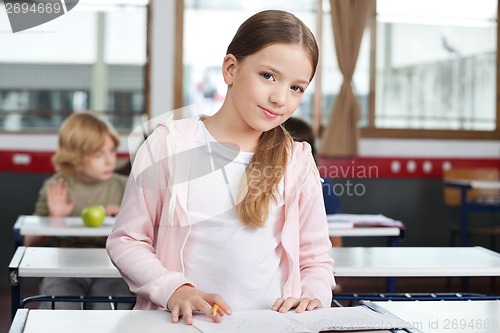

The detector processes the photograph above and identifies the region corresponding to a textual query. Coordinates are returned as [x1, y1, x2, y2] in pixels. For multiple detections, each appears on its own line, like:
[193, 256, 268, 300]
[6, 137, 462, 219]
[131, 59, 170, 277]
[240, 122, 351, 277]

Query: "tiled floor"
[2, 277, 499, 333]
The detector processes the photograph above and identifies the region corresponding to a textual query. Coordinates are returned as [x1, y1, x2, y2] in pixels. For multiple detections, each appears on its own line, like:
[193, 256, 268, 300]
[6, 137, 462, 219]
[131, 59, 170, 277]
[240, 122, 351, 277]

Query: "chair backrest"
[322, 177, 341, 214]
[443, 168, 500, 207]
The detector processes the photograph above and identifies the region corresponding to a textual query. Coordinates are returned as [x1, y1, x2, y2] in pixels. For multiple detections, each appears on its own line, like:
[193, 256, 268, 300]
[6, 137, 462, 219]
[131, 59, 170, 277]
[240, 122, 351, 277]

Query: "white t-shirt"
[183, 121, 286, 310]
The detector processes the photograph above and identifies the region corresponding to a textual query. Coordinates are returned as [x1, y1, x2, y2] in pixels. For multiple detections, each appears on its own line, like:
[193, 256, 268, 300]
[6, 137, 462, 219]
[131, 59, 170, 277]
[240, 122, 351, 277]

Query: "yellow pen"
[211, 303, 219, 316]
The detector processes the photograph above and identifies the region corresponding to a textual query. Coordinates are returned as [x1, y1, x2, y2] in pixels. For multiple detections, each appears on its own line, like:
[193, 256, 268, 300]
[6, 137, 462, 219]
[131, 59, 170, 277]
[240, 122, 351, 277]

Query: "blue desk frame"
[444, 181, 500, 247]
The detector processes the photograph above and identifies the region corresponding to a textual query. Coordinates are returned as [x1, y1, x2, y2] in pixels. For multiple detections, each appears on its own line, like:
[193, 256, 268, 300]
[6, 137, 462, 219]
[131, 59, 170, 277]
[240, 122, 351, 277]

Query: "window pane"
[375, 0, 497, 130]
[0, 1, 147, 132]
[183, 1, 318, 120]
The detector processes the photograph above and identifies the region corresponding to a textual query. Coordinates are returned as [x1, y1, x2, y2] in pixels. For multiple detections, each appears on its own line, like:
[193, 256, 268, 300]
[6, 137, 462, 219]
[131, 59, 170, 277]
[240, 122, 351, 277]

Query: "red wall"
[1, 149, 499, 179]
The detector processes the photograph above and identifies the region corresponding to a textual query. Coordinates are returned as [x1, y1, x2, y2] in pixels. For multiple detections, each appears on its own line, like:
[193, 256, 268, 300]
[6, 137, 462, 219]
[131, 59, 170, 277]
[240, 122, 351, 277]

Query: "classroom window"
[0, 0, 148, 132]
[182, 0, 377, 133]
[182, 0, 499, 139]
[183, 0, 320, 121]
[370, 0, 498, 134]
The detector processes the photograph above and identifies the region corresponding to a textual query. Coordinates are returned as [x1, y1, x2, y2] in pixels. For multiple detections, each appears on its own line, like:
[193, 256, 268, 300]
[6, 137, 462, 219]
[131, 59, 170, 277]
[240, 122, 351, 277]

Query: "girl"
[28, 111, 132, 309]
[107, 9, 335, 324]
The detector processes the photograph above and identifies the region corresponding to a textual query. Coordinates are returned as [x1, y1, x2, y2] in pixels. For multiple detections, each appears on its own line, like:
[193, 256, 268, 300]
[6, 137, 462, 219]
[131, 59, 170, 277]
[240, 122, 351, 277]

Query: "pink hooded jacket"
[106, 116, 335, 310]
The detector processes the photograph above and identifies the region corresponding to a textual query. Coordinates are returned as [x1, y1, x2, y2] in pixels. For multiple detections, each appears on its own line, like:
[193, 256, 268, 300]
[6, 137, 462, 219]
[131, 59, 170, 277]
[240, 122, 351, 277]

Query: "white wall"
[360, 138, 500, 158]
[1, 133, 499, 160]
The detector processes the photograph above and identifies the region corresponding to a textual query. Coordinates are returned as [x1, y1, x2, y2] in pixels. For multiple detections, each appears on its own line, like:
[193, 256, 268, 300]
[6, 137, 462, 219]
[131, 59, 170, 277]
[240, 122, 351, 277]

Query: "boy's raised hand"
[167, 285, 232, 325]
[47, 178, 74, 217]
[105, 204, 120, 217]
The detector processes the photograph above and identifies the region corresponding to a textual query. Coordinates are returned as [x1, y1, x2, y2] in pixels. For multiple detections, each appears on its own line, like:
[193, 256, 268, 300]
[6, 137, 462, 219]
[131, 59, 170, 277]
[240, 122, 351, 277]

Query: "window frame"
[174, 0, 500, 140]
[0, 1, 151, 134]
[363, 0, 500, 140]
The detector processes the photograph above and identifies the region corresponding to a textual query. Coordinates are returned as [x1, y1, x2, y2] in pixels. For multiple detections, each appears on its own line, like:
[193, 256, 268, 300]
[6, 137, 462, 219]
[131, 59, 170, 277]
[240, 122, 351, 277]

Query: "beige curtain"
[319, 0, 372, 157]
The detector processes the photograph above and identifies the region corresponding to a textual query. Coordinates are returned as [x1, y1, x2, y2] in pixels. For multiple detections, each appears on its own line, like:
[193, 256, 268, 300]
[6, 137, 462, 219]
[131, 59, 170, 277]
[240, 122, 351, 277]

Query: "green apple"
[81, 205, 106, 227]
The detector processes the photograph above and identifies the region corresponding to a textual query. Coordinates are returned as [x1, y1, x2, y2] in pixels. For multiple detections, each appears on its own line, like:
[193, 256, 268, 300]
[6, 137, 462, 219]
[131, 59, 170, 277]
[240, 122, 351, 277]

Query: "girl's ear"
[222, 54, 238, 86]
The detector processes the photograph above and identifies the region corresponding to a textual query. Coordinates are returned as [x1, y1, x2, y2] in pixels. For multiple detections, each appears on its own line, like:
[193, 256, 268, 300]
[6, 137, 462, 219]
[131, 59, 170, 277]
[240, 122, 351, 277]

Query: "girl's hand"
[105, 204, 120, 216]
[167, 285, 232, 325]
[272, 297, 322, 313]
[47, 178, 74, 217]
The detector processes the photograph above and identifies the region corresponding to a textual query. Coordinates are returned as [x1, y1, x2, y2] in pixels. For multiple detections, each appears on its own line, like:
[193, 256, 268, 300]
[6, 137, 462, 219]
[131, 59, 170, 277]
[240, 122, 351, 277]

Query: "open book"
[327, 214, 404, 229]
[192, 306, 411, 333]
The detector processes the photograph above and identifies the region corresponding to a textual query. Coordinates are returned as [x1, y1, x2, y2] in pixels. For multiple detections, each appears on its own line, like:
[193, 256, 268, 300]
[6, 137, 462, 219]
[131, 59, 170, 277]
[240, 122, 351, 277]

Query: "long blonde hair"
[228, 10, 319, 227]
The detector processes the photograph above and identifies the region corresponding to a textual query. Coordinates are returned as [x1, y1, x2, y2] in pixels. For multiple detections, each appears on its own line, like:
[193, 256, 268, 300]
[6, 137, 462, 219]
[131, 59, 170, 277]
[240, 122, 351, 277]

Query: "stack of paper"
[327, 214, 403, 228]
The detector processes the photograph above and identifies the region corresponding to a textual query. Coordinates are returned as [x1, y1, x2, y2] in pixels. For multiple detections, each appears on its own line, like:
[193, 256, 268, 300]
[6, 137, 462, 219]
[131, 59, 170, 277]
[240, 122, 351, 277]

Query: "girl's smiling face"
[223, 43, 314, 135]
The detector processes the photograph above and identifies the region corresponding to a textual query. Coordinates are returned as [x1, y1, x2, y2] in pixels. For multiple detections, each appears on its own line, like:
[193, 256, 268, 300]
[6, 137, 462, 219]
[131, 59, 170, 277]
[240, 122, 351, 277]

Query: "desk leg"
[461, 277, 469, 292]
[460, 188, 469, 247]
[10, 274, 22, 320]
[13, 229, 22, 249]
[9, 247, 26, 320]
[458, 190, 471, 289]
[387, 277, 396, 293]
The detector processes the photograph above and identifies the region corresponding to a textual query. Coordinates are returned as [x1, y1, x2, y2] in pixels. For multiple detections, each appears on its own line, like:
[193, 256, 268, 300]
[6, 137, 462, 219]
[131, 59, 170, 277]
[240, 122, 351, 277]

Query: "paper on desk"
[327, 214, 403, 228]
[284, 307, 409, 331]
[192, 307, 407, 333]
[193, 310, 297, 333]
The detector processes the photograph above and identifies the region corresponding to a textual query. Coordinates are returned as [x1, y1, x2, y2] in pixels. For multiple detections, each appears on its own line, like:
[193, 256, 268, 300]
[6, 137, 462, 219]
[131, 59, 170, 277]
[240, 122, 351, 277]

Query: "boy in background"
[26, 111, 133, 309]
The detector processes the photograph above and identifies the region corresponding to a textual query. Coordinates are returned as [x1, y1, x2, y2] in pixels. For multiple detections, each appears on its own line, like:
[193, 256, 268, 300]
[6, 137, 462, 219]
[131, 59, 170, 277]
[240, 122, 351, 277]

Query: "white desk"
[11, 246, 500, 313]
[18, 246, 494, 289]
[328, 214, 404, 247]
[9, 309, 198, 333]
[329, 225, 401, 237]
[330, 246, 500, 294]
[9, 247, 121, 318]
[330, 246, 500, 277]
[11, 247, 120, 279]
[8, 307, 405, 333]
[10, 301, 500, 333]
[365, 300, 500, 333]
[13, 215, 115, 246]
[14, 215, 404, 250]
[16, 215, 402, 238]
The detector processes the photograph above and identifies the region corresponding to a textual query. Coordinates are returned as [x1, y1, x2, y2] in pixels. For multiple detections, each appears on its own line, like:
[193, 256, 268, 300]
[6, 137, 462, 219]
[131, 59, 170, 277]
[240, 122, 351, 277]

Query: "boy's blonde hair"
[52, 111, 120, 177]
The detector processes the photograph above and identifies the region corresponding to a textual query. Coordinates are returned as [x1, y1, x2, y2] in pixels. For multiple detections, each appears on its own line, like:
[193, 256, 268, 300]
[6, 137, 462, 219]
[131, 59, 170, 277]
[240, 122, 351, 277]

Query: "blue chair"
[322, 177, 340, 215]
